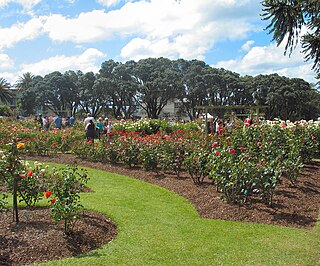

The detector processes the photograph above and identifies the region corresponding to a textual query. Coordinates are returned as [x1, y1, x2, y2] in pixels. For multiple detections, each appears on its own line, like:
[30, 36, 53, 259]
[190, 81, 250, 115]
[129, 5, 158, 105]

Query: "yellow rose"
[16, 143, 25, 149]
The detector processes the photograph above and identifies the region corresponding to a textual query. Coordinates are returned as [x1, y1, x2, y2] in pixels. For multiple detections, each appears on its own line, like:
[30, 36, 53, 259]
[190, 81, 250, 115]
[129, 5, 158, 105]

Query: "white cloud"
[19, 48, 106, 78]
[97, 0, 122, 7]
[241, 40, 254, 52]
[214, 42, 317, 83]
[36, 0, 260, 59]
[0, 0, 41, 9]
[0, 54, 14, 70]
[0, 0, 262, 62]
[43, 11, 115, 43]
[0, 72, 16, 84]
[0, 17, 45, 50]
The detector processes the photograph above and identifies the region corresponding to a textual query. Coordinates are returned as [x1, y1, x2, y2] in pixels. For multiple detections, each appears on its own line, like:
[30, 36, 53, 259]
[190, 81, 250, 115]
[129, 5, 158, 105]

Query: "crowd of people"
[83, 113, 113, 143]
[34, 114, 75, 130]
[206, 114, 254, 135]
[31, 111, 262, 142]
[32, 112, 114, 143]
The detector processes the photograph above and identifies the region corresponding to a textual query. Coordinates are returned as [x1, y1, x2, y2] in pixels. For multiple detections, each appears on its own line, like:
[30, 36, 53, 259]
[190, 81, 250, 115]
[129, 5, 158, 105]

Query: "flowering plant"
[47, 165, 88, 234]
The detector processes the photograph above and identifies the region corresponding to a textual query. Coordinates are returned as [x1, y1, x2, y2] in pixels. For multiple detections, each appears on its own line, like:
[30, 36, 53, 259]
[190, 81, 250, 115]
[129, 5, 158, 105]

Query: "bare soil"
[1, 154, 319, 265]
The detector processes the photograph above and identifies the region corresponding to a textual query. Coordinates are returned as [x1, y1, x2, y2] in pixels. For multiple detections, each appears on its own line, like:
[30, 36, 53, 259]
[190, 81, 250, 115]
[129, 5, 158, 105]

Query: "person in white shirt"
[83, 113, 94, 129]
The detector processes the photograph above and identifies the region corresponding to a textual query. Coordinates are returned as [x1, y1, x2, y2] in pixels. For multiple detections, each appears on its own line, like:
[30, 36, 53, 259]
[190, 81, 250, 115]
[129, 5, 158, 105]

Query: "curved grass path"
[39, 165, 320, 266]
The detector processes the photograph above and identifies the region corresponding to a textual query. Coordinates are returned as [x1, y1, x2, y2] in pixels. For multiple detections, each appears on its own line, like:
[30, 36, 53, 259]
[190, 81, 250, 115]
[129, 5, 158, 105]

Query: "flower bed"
[0, 117, 319, 207]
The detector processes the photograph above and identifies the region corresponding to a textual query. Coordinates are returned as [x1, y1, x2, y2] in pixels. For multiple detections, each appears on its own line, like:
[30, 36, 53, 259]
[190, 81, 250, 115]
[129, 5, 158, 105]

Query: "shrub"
[47, 165, 88, 235]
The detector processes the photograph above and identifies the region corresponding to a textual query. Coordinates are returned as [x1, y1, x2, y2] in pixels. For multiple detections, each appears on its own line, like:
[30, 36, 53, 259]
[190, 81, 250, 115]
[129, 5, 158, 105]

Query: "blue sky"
[0, 0, 317, 85]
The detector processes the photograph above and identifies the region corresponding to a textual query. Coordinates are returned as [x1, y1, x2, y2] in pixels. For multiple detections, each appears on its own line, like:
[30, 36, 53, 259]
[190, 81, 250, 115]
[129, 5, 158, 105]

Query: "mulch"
[1, 153, 319, 265]
[0, 208, 117, 266]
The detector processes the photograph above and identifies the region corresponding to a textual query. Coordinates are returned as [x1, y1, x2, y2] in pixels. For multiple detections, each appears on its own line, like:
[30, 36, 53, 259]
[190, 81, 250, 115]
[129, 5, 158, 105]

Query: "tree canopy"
[0, 78, 13, 104]
[262, 0, 320, 72]
[2, 57, 320, 120]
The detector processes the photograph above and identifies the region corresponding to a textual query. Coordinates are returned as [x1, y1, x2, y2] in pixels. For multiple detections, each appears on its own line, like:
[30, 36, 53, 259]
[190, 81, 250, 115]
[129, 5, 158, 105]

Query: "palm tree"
[0, 78, 13, 104]
[15, 72, 35, 92]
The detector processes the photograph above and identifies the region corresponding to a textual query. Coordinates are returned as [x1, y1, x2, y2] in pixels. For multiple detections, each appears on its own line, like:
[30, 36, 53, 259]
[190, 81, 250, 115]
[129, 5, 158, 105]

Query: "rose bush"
[0, 117, 319, 208]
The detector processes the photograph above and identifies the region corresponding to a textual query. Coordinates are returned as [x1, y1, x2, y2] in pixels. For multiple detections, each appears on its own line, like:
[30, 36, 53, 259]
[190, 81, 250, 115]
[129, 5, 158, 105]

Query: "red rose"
[20, 174, 26, 179]
[229, 148, 236, 154]
[215, 151, 220, 156]
[239, 147, 245, 151]
[27, 171, 33, 177]
[212, 141, 219, 147]
[45, 191, 52, 198]
[50, 198, 56, 205]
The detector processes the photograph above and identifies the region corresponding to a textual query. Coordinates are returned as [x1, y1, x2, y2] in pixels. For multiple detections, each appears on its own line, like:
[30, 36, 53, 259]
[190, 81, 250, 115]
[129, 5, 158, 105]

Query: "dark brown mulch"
[0, 208, 117, 266]
[28, 154, 320, 229]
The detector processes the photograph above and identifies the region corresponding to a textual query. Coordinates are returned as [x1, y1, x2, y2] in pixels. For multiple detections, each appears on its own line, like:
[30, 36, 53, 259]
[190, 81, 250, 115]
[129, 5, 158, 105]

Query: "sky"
[0, 0, 318, 86]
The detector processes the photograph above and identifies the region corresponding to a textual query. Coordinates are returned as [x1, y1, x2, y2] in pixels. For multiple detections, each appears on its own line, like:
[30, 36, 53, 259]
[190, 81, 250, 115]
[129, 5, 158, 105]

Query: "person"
[64, 117, 69, 127]
[85, 119, 96, 143]
[54, 114, 62, 129]
[225, 119, 234, 134]
[207, 117, 213, 134]
[69, 115, 75, 126]
[96, 117, 104, 139]
[43, 116, 49, 131]
[84, 113, 94, 129]
[207, 116, 218, 134]
[103, 118, 109, 134]
[217, 120, 224, 135]
[37, 114, 43, 127]
[106, 121, 113, 137]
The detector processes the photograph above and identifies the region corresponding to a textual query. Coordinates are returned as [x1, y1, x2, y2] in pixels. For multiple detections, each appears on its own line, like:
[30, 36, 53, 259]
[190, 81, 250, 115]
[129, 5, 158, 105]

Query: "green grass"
[36, 164, 319, 266]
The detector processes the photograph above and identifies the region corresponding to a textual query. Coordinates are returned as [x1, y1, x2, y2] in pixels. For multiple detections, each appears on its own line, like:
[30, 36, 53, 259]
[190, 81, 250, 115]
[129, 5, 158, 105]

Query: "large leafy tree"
[63, 70, 81, 116]
[77, 71, 110, 117]
[130, 57, 184, 119]
[33, 71, 78, 116]
[18, 75, 42, 115]
[173, 59, 209, 120]
[0, 78, 13, 104]
[98, 60, 138, 118]
[252, 73, 320, 120]
[262, 0, 320, 72]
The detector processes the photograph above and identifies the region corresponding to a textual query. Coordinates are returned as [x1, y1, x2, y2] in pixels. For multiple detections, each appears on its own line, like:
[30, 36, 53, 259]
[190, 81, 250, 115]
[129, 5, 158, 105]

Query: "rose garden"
[0, 116, 319, 265]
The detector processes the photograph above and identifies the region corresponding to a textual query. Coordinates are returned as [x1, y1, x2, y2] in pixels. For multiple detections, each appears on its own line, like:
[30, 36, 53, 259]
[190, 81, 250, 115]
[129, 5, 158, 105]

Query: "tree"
[174, 59, 210, 120]
[15, 72, 35, 92]
[63, 70, 81, 116]
[18, 75, 42, 116]
[0, 78, 13, 104]
[251, 73, 320, 120]
[130, 57, 184, 119]
[262, 0, 320, 72]
[34, 71, 78, 116]
[78, 71, 110, 117]
[98, 60, 138, 118]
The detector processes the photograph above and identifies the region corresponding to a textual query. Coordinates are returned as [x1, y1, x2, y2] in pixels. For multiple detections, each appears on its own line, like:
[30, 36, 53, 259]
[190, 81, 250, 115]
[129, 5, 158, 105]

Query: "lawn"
[38, 164, 320, 266]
